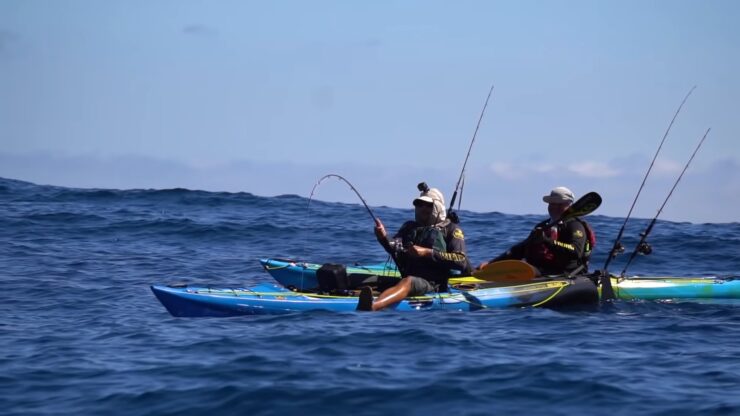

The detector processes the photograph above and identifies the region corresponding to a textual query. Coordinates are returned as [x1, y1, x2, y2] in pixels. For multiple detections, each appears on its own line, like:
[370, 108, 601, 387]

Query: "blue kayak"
[151, 277, 598, 317]
[260, 258, 740, 300]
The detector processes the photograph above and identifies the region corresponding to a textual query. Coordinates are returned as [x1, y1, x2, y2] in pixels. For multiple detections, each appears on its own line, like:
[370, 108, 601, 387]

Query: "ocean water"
[1, 176, 738, 416]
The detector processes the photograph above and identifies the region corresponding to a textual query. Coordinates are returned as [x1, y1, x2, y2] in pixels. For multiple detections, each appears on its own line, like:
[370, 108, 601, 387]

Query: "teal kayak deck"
[608, 275, 740, 300]
[261, 258, 740, 300]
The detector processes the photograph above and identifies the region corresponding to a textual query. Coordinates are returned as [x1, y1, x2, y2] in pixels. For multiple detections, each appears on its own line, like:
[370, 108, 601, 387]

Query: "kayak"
[260, 258, 478, 288]
[607, 275, 740, 300]
[151, 277, 598, 317]
[260, 258, 740, 300]
[260, 258, 400, 290]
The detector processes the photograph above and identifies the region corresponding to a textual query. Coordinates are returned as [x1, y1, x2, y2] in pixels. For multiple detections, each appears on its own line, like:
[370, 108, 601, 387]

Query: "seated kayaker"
[478, 186, 594, 276]
[357, 185, 472, 311]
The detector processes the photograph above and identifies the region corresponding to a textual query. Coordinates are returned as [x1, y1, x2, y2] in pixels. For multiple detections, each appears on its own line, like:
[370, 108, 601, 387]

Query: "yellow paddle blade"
[471, 260, 539, 282]
[449, 276, 486, 285]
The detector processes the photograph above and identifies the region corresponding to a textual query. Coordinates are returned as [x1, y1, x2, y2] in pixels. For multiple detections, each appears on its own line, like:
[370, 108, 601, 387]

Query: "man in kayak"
[478, 186, 590, 276]
[357, 186, 472, 311]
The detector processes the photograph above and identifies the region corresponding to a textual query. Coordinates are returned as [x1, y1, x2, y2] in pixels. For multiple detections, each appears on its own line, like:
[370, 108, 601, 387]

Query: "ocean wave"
[1, 177, 739, 416]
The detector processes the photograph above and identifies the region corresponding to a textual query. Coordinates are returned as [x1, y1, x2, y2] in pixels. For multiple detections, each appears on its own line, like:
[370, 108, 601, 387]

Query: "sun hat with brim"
[413, 195, 435, 206]
[542, 186, 575, 204]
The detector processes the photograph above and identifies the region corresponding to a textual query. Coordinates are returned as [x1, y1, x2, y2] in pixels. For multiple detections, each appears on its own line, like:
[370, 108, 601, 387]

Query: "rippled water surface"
[1, 177, 738, 415]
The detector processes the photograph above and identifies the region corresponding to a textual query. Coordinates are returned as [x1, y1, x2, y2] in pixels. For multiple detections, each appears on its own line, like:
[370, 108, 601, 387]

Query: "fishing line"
[448, 84, 495, 223]
[306, 173, 405, 277]
[308, 174, 378, 222]
[620, 128, 711, 277]
[603, 86, 696, 272]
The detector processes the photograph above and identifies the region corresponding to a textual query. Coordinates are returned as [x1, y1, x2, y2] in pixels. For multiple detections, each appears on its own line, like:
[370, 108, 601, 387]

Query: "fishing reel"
[637, 241, 653, 255]
[609, 242, 625, 259]
[387, 237, 408, 257]
[448, 211, 460, 224]
[635, 231, 653, 255]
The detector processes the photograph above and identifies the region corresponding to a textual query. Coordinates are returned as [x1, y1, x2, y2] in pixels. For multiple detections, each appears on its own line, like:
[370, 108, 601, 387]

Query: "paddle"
[473, 191, 602, 283]
[558, 191, 602, 222]
[472, 259, 539, 282]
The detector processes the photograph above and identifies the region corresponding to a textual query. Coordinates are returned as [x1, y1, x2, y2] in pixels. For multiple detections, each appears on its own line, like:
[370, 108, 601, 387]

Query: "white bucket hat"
[543, 186, 575, 204]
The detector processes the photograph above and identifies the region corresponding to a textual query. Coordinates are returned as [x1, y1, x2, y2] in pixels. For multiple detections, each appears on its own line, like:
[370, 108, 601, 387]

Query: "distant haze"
[1, 1, 738, 223]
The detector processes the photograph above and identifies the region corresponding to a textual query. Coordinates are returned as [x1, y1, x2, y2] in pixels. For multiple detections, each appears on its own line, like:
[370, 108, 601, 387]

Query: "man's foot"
[356, 286, 373, 311]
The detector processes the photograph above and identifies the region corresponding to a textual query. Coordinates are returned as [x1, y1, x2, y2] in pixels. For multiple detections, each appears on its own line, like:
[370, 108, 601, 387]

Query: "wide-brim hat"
[543, 186, 575, 204]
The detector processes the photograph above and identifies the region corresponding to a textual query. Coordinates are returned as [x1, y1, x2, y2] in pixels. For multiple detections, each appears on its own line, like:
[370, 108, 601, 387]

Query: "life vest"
[574, 218, 596, 265]
[396, 222, 451, 285]
[526, 217, 596, 268]
[406, 224, 448, 253]
[528, 224, 559, 264]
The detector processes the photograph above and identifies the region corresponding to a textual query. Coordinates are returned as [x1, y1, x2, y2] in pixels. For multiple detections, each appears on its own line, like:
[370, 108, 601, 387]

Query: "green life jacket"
[407, 224, 448, 253]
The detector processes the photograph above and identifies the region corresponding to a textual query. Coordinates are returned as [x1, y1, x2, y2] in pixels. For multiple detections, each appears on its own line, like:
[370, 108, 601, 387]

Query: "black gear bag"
[317, 264, 349, 294]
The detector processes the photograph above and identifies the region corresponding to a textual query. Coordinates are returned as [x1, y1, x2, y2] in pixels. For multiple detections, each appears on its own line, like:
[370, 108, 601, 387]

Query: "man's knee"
[398, 277, 414, 288]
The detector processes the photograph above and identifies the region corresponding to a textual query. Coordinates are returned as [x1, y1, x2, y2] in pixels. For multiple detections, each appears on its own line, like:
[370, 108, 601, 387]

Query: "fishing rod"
[308, 173, 378, 222]
[619, 128, 711, 277]
[602, 86, 696, 272]
[308, 174, 405, 275]
[447, 84, 495, 223]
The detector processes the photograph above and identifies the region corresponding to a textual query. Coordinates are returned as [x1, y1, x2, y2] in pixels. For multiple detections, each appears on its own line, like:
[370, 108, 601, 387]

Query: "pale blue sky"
[1, 1, 739, 222]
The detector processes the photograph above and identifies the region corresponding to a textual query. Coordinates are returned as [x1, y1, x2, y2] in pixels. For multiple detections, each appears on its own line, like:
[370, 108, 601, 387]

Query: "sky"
[1, 0, 739, 223]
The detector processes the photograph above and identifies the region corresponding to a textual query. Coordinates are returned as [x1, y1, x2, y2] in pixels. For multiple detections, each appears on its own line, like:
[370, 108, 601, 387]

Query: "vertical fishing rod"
[602, 86, 696, 272]
[457, 175, 465, 212]
[447, 84, 495, 223]
[620, 128, 711, 277]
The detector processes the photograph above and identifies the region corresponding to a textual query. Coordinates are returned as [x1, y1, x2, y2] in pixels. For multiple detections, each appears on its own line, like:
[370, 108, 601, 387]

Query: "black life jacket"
[574, 218, 596, 266]
[526, 217, 596, 270]
[397, 222, 450, 285]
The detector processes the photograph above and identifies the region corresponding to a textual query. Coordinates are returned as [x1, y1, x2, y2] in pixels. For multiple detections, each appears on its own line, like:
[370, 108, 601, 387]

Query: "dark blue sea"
[1, 176, 739, 416]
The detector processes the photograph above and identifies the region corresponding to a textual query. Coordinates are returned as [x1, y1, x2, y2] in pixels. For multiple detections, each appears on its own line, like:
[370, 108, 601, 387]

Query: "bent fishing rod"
[308, 174, 378, 222]
[619, 128, 711, 277]
[602, 86, 696, 273]
[447, 84, 495, 223]
[308, 174, 405, 275]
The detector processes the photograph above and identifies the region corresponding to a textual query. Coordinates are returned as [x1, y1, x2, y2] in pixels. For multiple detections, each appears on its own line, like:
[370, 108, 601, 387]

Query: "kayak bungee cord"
[620, 128, 711, 277]
[307, 174, 405, 276]
[448, 84, 495, 223]
[600, 86, 696, 300]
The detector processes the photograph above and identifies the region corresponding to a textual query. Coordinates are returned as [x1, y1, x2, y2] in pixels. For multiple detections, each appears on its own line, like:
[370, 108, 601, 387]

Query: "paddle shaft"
[477, 192, 600, 283]
[478, 192, 601, 282]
